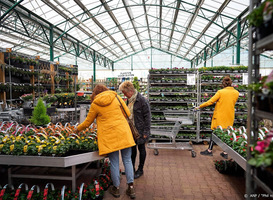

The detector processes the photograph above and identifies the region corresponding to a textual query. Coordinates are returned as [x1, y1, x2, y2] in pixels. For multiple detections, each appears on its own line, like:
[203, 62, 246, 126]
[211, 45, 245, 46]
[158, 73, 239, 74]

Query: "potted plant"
[20, 93, 33, 101]
[30, 98, 51, 126]
[247, 1, 273, 39]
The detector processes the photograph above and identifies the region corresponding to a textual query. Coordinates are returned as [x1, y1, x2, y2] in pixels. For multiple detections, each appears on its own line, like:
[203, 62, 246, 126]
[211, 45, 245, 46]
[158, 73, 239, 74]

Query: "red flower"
[27, 190, 34, 200]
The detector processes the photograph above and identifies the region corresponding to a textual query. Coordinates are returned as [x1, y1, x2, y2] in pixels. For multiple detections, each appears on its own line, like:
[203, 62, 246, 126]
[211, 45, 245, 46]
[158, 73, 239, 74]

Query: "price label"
[187, 74, 196, 85]
[242, 73, 248, 85]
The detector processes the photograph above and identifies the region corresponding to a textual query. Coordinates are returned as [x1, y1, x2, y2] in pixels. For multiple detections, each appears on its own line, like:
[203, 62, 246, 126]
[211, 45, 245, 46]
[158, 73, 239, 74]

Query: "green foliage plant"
[133, 76, 140, 92]
[30, 98, 50, 126]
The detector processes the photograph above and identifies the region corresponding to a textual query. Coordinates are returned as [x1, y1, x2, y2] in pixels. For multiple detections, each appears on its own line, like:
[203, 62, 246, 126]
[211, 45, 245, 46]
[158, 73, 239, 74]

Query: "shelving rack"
[247, 0, 273, 197]
[148, 69, 198, 142]
[197, 70, 248, 142]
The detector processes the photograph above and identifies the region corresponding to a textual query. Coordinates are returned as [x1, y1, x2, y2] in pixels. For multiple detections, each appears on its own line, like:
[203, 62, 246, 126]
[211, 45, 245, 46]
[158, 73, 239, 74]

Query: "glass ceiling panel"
[4, 0, 270, 70]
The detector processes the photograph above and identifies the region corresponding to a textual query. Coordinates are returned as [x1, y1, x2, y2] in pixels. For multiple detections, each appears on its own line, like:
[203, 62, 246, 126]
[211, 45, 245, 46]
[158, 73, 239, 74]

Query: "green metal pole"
[204, 49, 207, 67]
[93, 52, 96, 82]
[150, 48, 152, 69]
[131, 55, 133, 71]
[170, 54, 172, 69]
[50, 25, 54, 61]
[236, 17, 241, 65]
[211, 56, 213, 67]
[232, 45, 235, 65]
[0, 0, 24, 22]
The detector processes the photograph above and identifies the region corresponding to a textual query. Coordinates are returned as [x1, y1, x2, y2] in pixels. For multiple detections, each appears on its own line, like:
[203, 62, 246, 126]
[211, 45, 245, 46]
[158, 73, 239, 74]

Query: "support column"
[131, 55, 133, 71]
[93, 52, 96, 82]
[170, 54, 172, 69]
[0, 52, 6, 110]
[50, 25, 54, 62]
[203, 49, 207, 67]
[150, 48, 152, 69]
[50, 64, 55, 94]
[236, 18, 241, 65]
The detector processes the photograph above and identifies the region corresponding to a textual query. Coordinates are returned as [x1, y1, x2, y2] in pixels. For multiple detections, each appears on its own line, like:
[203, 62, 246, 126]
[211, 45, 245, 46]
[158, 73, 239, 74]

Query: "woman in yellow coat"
[76, 84, 136, 199]
[196, 76, 239, 158]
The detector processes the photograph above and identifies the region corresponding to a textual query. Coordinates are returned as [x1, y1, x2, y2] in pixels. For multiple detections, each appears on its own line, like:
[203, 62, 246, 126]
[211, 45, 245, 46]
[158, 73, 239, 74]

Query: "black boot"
[134, 169, 143, 179]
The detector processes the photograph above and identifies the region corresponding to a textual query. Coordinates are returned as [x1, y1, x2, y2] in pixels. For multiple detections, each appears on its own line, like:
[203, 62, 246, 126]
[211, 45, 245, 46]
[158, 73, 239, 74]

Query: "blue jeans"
[108, 147, 134, 187]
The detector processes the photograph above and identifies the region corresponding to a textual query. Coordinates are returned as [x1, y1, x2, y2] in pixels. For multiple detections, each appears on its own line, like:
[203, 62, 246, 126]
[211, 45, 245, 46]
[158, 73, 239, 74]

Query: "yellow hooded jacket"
[77, 90, 135, 155]
[199, 87, 239, 130]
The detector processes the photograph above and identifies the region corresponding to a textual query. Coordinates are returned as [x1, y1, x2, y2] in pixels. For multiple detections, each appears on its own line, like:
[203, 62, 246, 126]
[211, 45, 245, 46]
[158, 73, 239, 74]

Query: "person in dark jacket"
[119, 81, 151, 179]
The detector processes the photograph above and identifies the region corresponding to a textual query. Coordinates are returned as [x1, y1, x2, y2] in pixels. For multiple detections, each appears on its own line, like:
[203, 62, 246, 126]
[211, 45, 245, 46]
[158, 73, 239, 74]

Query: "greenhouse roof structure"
[0, 0, 258, 69]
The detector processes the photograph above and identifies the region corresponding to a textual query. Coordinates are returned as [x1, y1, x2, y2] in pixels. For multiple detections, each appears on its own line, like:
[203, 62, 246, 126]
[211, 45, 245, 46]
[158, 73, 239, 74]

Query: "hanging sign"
[242, 73, 248, 85]
[187, 74, 196, 85]
[118, 72, 134, 77]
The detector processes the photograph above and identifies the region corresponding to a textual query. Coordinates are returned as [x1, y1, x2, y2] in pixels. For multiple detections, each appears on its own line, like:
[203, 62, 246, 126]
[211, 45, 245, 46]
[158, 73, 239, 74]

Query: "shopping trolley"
[147, 110, 197, 157]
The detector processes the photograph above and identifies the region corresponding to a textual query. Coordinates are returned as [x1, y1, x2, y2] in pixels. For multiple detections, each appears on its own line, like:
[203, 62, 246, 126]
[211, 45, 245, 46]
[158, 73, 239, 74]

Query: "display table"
[212, 133, 246, 170]
[56, 107, 80, 123]
[0, 151, 105, 192]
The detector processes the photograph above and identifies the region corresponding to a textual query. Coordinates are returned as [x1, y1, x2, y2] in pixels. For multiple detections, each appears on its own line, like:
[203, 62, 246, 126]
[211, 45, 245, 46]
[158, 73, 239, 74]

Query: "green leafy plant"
[20, 93, 33, 101]
[247, 2, 265, 27]
[30, 98, 51, 126]
[133, 76, 140, 92]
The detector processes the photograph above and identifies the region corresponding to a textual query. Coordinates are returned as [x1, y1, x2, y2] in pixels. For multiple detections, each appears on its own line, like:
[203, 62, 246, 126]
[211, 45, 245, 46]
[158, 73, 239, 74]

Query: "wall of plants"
[0, 50, 78, 109]
[148, 67, 197, 141]
[198, 66, 248, 140]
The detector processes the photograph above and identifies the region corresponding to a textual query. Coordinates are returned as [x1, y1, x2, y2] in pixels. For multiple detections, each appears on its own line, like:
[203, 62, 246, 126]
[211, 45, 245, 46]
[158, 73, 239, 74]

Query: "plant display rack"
[197, 66, 248, 142]
[0, 151, 104, 192]
[148, 66, 248, 143]
[0, 48, 78, 110]
[247, 0, 273, 196]
[212, 133, 246, 170]
[148, 68, 198, 142]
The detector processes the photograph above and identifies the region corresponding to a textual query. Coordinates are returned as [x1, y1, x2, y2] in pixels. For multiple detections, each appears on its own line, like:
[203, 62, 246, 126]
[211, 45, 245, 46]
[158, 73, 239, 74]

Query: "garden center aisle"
[103, 144, 246, 200]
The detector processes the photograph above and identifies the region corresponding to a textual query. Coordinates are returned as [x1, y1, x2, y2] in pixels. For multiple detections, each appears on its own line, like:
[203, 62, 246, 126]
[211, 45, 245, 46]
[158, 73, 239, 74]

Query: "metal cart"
[147, 111, 196, 157]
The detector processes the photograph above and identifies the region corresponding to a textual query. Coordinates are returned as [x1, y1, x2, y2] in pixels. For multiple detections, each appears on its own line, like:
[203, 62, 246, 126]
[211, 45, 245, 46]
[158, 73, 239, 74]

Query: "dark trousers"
[208, 134, 214, 150]
[131, 143, 146, 172]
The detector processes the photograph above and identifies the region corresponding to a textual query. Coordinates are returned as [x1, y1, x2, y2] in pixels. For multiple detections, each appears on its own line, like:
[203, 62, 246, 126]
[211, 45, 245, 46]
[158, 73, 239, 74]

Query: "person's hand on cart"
[194, 106, 200, 110]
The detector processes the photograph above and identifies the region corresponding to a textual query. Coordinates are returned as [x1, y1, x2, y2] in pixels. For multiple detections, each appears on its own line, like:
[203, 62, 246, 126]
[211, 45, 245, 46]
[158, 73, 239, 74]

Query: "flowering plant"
[20, 93, 33, 101]
[248, 130, 273, 168]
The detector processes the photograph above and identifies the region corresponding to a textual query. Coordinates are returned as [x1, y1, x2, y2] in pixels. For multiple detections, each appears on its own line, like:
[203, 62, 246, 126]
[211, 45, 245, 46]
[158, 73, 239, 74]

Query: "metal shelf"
[150, 73, 194, 76]
[150, 101, 196, 104]
[212, 133, 246, 171]
[150, 82, 187, 85]
[256, 33, 273, 51]
[0, 151, 103, 167]
[149, 92, 196, 95]
[255, 109, 273, 120]
[253, 174, 273, 195]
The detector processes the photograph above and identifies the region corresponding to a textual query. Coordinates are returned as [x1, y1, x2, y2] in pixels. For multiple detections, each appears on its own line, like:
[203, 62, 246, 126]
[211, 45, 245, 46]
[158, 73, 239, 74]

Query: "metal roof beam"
[191, 8, 249, 65]
[176, 0, 204, 54]
[167, 0, 181, 51]
[184, 0, 231, 57]
[122, 0, 144, 49]
[142, 0, 152, 47]
[100, 0, 135, 52]
[0, 0, 113, 68]
[74, 0, 127, 56]
[0, 0, 23, 23]
[43, 0, 119, 59]
[159, 0, 162, 48]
